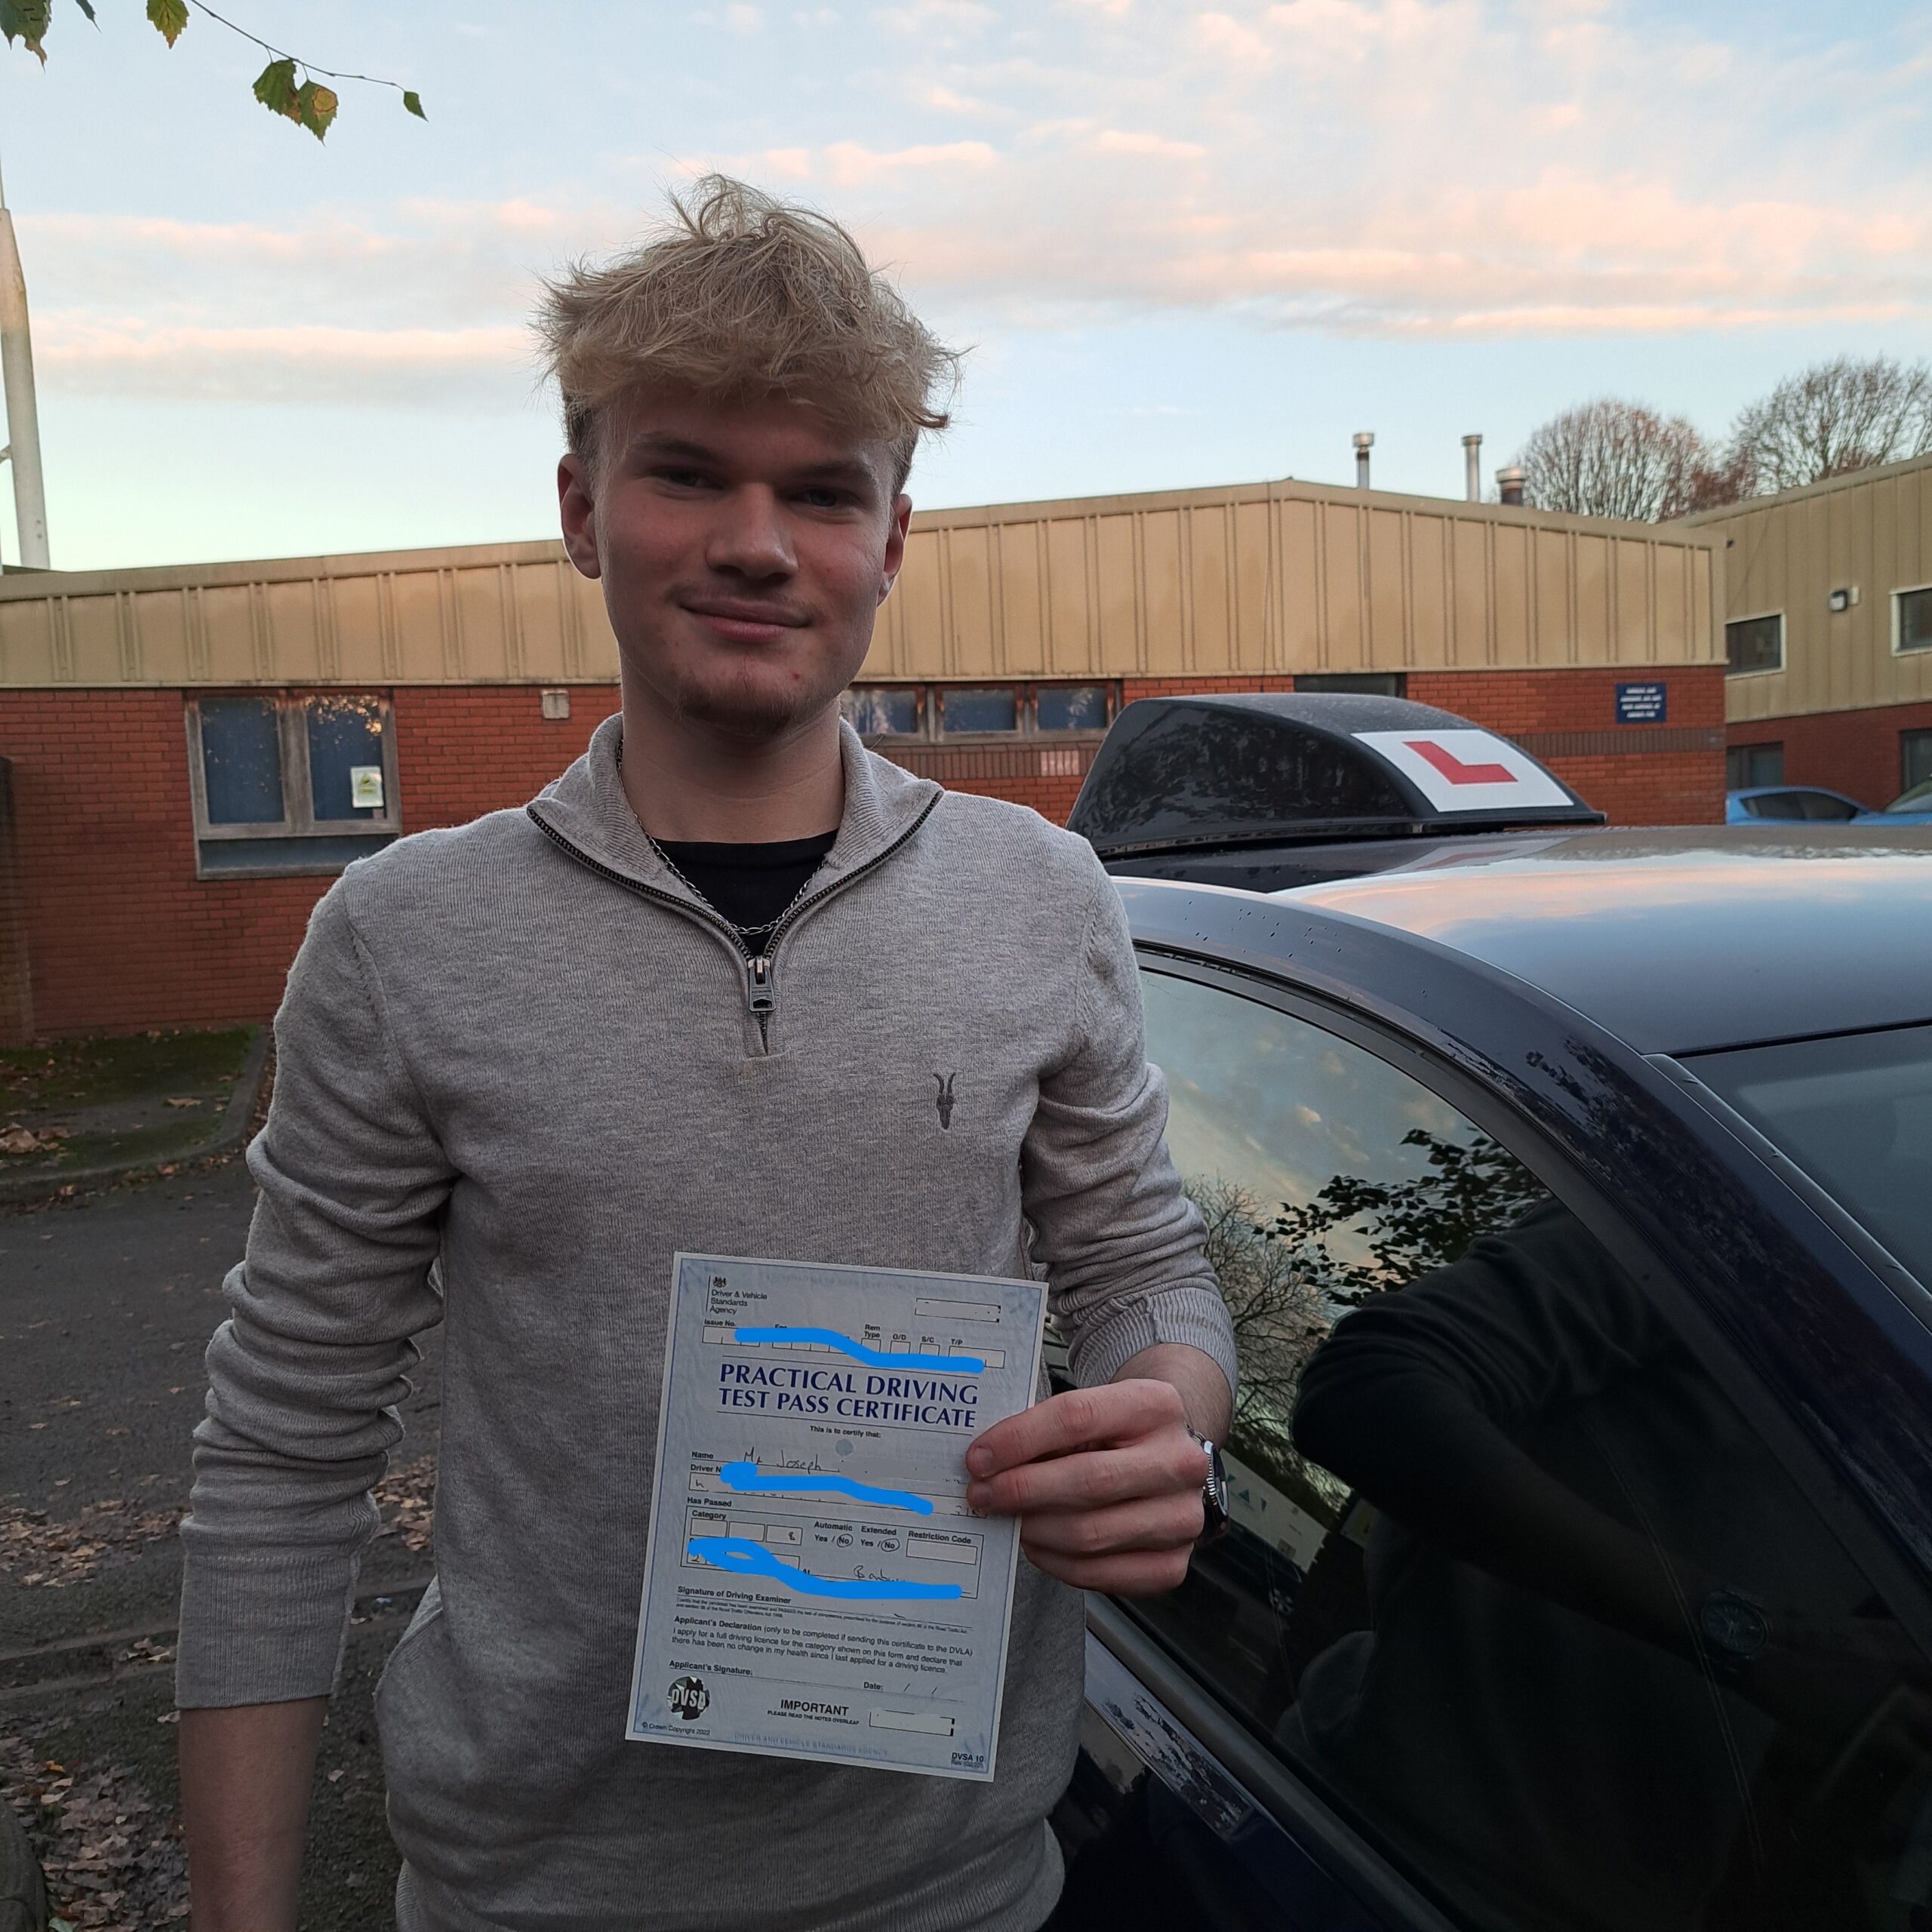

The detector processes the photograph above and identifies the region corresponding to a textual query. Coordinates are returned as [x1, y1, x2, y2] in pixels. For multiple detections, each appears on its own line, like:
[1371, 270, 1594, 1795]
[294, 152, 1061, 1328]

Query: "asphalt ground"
[1, 1150, 445, 1928]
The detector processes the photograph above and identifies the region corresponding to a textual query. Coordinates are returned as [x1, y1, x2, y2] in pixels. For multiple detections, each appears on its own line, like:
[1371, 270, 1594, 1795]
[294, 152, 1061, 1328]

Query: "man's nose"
[706, 486, 795, 580]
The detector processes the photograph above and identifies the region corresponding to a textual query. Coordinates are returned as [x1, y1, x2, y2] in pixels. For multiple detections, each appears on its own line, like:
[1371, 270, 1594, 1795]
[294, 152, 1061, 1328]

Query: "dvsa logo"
[667, 1675, 709, 1721]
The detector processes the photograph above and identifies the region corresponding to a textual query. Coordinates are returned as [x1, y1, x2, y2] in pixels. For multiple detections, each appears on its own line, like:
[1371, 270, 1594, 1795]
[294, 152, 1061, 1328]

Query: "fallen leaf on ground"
[162, 1099, 201, 1109]
[0, 1496, 182, 1588]
[372, 1454, 437, 1554]
[0, 1735, 189, 1928]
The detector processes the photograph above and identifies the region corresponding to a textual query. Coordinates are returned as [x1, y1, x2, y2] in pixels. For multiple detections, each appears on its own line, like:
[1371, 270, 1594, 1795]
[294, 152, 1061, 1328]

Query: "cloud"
[39, 321, 534, 407]
[19, 0, 1932, 414]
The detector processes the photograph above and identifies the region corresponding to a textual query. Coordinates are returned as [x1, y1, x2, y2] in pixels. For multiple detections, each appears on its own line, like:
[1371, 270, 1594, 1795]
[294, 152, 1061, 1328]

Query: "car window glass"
[1747, 791, 1807, 820]
[1799, 791, 1861, 820]
[1688, 1023, 1932, 1290]
[1135, 966, 1932, 1932]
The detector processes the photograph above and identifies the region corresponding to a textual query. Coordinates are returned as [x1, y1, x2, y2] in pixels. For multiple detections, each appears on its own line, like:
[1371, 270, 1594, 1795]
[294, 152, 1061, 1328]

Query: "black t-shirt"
[655, 831, 837, 951]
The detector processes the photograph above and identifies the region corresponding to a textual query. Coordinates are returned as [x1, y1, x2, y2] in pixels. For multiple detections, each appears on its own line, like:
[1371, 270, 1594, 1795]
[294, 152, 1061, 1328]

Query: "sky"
[5, 0, 1930, 572]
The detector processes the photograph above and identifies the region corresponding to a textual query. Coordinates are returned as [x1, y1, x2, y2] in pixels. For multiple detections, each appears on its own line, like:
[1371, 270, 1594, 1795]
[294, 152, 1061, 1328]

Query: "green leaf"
[294, 77, 337, 140]
[70, 0, 96, 22]
[251, 54, 297, 119]
[146, 0, 186, 45]
[402, 88, 425, 119]
[0, 0, 52, 60]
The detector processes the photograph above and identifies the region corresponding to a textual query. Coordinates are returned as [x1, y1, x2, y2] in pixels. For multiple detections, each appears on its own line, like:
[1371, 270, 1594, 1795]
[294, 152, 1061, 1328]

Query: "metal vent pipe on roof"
[1497, 464, 1525, 507]
[1353, 432, 1374, 489]
[1463, 434, 1482, 503]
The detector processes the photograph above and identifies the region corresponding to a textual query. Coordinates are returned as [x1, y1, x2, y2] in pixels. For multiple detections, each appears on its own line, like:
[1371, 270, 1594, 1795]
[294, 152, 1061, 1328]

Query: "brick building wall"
[1727, 701, 1932, 810]
[2, 663, 1724, 1040]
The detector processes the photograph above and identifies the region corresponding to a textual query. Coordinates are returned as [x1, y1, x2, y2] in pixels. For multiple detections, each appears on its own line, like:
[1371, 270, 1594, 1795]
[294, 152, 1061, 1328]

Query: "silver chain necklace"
[645, 832, 823, 951]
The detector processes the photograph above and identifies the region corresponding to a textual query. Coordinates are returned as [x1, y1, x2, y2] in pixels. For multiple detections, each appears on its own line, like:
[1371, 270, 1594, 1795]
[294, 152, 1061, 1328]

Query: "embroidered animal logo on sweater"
[933, 1072, 957, 1131]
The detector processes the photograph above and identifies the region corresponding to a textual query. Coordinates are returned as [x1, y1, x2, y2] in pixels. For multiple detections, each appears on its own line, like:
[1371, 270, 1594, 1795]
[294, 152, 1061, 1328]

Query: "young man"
[176, 177, 1235, 1932]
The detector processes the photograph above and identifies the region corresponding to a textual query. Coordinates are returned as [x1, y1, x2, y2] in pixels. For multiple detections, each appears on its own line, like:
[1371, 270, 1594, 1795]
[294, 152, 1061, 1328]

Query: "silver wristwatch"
[1187, 1427, 1232, 1544]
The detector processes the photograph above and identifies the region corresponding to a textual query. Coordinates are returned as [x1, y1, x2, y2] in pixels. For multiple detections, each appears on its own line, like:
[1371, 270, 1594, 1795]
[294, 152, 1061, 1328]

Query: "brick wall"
[1, 663, 1724, 1038]
[1727, 701, 1932, 810]
[0, 686, 619, 1040]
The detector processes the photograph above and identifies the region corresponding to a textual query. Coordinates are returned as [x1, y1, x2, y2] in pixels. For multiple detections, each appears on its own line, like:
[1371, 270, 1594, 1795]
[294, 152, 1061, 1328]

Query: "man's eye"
[654, 468, 713, 490]
[799, 487, 851, 510]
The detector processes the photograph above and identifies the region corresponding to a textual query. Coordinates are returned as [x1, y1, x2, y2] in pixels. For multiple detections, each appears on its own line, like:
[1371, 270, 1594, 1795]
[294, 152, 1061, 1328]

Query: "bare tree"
[1186, 1177, 1334, 1480]
[1514, 398, 1717, 522]
[1727, 354, 1932, 494]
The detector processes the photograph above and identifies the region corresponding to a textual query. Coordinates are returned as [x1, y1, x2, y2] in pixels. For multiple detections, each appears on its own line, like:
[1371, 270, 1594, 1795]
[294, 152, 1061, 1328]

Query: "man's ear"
[878, 494, 912, 605]
[558, 454, 602, 580]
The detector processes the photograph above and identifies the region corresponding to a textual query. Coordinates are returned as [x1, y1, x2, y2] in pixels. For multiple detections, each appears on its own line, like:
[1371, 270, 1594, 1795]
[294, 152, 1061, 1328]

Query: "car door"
[1054, 954, 1932, 1932]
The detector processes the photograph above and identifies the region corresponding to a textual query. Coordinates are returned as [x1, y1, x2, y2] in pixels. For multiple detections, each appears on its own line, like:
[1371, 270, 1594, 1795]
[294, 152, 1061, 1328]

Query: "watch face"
[1700, 1592, 1770, 1660]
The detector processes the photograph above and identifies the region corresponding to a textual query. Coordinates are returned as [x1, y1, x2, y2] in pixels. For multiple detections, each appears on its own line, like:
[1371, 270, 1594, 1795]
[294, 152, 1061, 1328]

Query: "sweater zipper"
[527, 795, 940, 1050]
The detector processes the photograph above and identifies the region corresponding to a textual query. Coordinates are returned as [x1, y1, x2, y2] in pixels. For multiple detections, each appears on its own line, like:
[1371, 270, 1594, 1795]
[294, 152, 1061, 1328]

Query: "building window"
[840, 682, 1118, 743]
[840, 686, 924, 737]
[186, 693, 400, 878]
[1894, 584, 1932, 656]
[1725, 612, 1783, 675]
[941, 687, 1019, 735]
[1034, 685, 1109, 732]
[1727, 743, 1783, 789]
[1294, 672, 1408, 698]
[1903, 731, 1932, 797]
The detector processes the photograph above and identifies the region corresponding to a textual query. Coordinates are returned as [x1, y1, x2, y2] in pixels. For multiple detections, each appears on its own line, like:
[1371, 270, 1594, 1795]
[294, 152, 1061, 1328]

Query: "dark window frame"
[1894, 583, 1932, 657]
[1724, 610, 1784, 677]
[185, 691, 401, 880]
[841, 681, 1120, 745]
[1903, 728, 1932, 798]
[1726, 742, 1783, 790]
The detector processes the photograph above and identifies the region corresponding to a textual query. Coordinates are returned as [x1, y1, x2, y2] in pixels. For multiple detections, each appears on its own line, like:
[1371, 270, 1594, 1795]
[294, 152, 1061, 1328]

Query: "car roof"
[1128, 825, 1932, 1055]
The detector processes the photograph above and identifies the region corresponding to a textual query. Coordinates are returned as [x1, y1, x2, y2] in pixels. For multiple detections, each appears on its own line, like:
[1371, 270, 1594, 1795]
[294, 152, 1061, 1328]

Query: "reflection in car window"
[1137, 968, 1932, 1932]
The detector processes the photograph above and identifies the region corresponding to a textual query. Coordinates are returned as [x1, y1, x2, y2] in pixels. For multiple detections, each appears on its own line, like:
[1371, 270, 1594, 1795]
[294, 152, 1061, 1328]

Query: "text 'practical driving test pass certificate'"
[626, 1254, 1047, 1781]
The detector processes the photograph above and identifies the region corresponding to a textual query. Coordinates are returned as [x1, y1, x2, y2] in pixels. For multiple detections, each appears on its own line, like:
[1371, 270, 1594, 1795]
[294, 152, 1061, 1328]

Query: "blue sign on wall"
[1616, 681, 1668, 724]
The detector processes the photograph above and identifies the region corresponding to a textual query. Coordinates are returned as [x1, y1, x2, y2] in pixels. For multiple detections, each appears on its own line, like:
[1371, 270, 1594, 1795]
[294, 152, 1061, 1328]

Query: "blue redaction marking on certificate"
[734, 1324, 984, 1374]
[718, 1460, 934, 1515]
[688, 1535, 964, 1601]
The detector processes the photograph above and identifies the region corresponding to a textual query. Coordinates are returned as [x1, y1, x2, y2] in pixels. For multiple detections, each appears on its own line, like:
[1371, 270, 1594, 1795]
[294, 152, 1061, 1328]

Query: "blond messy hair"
[536, 174, 958, 491]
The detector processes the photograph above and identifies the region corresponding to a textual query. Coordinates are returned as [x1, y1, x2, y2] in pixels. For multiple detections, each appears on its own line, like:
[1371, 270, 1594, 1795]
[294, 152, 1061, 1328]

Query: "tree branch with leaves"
[2, 0, 424, 140]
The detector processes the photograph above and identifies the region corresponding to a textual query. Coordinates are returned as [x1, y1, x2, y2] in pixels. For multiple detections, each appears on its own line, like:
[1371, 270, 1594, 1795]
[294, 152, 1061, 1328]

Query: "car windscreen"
[1686, 1023, 1932, 1287]
[1887, 778, 1932, 814]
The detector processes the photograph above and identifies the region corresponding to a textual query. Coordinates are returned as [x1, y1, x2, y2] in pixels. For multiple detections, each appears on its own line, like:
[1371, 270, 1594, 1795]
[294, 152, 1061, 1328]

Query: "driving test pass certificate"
[626, 1254, 1047, 1781]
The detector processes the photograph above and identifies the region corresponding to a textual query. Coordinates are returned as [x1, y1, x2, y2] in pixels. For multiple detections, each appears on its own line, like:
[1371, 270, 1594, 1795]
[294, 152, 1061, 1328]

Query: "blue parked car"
[1726, 783, 1874, 823]
[1048, 695, 1932, 1932]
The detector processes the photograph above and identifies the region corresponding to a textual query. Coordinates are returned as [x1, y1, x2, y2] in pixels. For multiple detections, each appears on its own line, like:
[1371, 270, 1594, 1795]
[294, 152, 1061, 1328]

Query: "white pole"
[0, 153, 51, 569]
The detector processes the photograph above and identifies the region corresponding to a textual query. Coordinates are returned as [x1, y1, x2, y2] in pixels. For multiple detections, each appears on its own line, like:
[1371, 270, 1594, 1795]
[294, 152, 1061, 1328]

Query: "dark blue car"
[1048, 694, 1932, 1932]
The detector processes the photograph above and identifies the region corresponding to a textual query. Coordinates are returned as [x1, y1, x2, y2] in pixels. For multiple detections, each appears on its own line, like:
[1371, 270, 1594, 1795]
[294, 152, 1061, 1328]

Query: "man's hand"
[965, 1373, 1214, 1597]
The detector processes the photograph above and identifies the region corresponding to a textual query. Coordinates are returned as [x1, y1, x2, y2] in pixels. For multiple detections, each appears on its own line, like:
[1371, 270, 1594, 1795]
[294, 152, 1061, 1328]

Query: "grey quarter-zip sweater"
[177, 712, 1236, 1932]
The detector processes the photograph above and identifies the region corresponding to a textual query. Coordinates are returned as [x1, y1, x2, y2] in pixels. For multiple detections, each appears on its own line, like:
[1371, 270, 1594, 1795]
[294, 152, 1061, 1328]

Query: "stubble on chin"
[643, 649, 844, 746]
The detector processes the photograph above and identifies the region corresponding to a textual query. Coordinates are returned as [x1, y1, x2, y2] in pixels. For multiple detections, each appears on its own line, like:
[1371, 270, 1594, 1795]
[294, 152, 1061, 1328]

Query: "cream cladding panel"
[1, 485, 1719, 689]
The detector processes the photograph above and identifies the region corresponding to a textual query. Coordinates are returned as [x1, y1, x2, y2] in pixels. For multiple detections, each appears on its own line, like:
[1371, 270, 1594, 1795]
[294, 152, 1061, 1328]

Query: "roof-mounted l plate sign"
[1353, 730, 1575, 814]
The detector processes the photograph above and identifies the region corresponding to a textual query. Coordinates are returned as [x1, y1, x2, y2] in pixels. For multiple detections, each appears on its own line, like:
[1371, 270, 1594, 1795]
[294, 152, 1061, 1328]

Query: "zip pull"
[746, 955, 776, 1017]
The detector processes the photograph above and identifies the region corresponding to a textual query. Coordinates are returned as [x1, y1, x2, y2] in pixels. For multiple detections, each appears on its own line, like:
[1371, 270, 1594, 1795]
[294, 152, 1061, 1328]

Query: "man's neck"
[617, 694, 845, 844]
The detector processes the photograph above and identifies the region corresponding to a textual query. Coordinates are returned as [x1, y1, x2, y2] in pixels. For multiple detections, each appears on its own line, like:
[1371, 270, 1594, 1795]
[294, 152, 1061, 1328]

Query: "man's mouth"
[681, 599, 811, 644]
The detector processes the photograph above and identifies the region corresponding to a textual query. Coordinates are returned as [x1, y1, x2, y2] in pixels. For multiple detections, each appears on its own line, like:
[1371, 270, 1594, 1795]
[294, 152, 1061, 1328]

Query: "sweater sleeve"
[176, 875, 454, 1708]
[1021, 860, 1238, 1401]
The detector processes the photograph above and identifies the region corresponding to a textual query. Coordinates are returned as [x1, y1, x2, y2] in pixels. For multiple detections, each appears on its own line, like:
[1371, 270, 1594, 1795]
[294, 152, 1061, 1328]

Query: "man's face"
[558, 389, 910, 744]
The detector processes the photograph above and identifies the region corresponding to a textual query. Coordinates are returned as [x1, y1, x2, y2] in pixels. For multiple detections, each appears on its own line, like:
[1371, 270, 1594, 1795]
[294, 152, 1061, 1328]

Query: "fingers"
[967, 1377, 1186, 1480]
[1019, 1492, 1205, 1560]
[967, 1431, 1205, 1517]
[1023, 1544, 1196, 1598]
